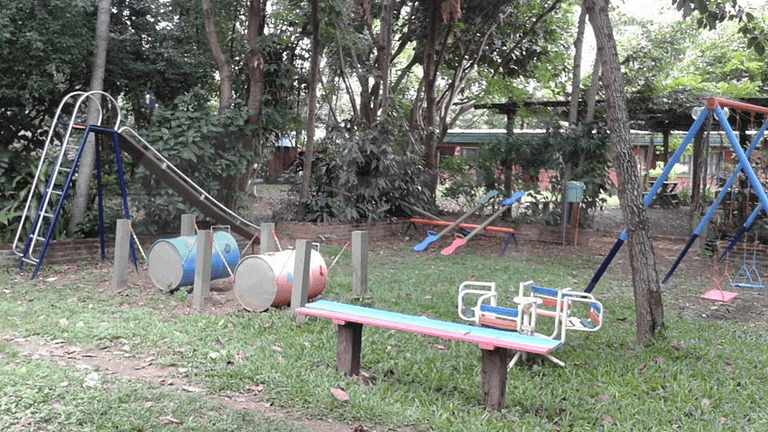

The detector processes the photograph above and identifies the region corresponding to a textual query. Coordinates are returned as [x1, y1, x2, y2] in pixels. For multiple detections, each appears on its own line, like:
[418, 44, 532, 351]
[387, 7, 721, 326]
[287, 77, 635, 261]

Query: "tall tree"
[298, 0, 320, 217]
[585, 0, 665, 343]
[68, 0, 111, 235]
[246, 0, 267, 126]
[202, 0, 233, 112]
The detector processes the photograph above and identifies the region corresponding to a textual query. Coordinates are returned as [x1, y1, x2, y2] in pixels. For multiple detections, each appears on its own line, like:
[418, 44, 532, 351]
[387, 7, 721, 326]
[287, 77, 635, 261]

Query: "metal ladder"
[12, 91, 136, 279]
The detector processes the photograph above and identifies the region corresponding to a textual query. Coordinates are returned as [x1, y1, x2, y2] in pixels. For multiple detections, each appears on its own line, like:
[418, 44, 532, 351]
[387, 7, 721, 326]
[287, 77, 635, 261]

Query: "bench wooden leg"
[336, 322, 363, 376]
[481, 347, 508, 411]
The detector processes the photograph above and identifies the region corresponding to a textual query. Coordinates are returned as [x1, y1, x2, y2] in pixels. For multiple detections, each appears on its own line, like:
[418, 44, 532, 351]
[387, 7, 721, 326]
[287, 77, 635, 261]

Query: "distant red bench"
[295, 299, 562, 410]
[405, 218, 518, 255]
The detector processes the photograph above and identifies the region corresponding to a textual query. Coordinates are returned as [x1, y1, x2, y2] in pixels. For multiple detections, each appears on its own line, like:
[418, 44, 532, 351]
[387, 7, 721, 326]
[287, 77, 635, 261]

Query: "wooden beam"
[480, 347, 508, 411]
[336, 322, 363, 376]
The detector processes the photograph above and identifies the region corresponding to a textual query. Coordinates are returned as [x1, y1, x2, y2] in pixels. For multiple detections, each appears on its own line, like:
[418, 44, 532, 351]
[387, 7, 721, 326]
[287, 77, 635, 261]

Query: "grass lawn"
[1, 239, 766, 431]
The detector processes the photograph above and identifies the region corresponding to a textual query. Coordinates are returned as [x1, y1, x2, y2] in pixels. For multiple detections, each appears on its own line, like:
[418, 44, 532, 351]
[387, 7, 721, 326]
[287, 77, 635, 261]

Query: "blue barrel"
[148, 231, 240, 291]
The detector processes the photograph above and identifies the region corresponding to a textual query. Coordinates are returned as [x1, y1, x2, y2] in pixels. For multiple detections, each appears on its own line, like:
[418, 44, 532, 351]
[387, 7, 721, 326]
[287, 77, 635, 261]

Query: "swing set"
[586, 97, 768, 299]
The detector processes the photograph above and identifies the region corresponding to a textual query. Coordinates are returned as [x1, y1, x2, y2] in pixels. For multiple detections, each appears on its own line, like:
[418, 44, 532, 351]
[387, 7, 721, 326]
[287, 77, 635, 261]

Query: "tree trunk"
[247, 0, 266, 126]
[202, 0, 233, 112]
[298, 0, 320, 218]
[422, 0, 441, 196]
[568, 1, 587, 127]
[68, 0, 111, 236]
[243, 0, 266, 193]
[585, 0, 664, 344]
[586, 50, 601, 123]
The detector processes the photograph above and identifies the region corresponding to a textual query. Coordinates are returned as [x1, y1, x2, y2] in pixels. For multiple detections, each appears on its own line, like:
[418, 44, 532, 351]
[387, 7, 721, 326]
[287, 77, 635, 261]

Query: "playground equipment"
[441, 191, 525, 255]
[731, 232, 765, 290]
[589, 97, 768, 292]
[413, 190, 498, 252]
[147, 230, 240, 291]
[12, 91, 259, 279]
[294, 298, 562, 411]
[233, 249, 328, 312]
[12, 92, 136, 279]
[458, 280, 603, 367]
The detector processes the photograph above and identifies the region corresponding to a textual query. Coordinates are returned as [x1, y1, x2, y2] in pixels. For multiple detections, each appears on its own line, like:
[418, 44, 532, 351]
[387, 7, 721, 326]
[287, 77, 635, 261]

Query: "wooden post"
[260, 222, 276, 254]
[181, 214, 196, 236]
[112, 219, 130, 290]
[480, 347, 508, 411]
[290, 239, 312, 312]
[336, 322, 363, 376]
[352, 231, 368, 297]
[192, 230, 213, 309]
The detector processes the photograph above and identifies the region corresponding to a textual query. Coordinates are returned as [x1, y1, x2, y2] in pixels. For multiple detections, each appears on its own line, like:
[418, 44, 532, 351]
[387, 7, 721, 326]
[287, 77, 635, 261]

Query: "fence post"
[352, 231, 368, 297]
[181, 214, 196, 236]
[193, 230, 213, 309]
[290, 239, 312, 312]
[260, 222, 276, 254]
[112, 219, 130, 290]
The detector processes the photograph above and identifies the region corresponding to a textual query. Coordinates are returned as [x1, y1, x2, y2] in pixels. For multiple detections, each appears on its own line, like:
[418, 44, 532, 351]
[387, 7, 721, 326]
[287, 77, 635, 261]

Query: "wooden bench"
[295, 299, 562, 410]
[405, 218, 518, 256]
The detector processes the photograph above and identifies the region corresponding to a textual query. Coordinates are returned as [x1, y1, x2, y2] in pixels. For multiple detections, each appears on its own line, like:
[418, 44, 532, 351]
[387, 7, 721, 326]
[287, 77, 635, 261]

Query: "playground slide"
[117, 129, 260, 242]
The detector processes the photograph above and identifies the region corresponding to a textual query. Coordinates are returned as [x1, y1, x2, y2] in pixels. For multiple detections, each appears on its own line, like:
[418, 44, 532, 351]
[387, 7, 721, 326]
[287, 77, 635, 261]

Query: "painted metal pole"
[665, 117, 768, 281]
[713, 105, 768, 214]
[585, 108, 711, 293]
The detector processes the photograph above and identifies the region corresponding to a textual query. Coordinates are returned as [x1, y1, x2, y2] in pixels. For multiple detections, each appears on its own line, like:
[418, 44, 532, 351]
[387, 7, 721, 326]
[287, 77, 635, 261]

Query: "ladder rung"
[20, 256, 39, 265]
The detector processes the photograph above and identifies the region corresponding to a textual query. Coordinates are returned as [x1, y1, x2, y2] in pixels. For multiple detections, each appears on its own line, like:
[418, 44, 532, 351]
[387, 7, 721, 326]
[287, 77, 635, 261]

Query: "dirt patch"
[2, 333, 366, 432]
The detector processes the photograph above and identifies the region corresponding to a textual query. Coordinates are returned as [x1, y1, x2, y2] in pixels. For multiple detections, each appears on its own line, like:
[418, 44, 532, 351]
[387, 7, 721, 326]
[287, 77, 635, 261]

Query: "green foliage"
[479, 123, 612, 226]
[296, 117, 432, 223]
[131, 90, 253, 234]
[438, 156, 494, 211]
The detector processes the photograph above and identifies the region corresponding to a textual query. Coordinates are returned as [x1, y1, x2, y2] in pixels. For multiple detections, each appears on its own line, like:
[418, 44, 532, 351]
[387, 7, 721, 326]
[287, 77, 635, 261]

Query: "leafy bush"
[293, 117, 432, 223]
[130, 90, 254, 234]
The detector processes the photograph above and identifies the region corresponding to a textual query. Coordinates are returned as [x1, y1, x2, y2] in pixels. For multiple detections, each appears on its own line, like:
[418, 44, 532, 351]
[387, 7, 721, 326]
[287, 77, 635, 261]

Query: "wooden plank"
[296, 300, 561, 354]
[336, 322, 363, 376]
[481, 347, 508, 411]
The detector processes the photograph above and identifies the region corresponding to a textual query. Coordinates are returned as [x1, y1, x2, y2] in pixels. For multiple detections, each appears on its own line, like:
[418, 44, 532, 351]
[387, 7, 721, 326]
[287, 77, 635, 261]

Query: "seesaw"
[413, 190, 499, 252]
[441, 191, 525, 256]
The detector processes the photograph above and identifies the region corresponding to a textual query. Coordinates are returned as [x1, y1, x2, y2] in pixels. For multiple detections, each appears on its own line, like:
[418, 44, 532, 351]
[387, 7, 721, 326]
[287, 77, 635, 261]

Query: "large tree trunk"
[298, 0, 320, 218]
[421, 0, 441, 196]
[202, 0, 233, 112]
[68, 0, 111, 236]
[246, 0, 266, 126]
[243, 0, 266, 193]
[585, 0, 664, 343]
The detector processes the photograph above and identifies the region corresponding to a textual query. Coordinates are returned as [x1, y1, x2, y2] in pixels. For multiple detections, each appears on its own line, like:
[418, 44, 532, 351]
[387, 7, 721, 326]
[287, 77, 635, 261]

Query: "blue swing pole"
[664, 116, 768, 282]
[584, 108, 711, 293]
[712, 103, 768, 214]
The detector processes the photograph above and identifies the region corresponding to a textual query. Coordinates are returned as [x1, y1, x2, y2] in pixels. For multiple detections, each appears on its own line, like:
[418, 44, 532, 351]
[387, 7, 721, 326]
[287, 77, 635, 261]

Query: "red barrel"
[233, 249, 327, 312]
